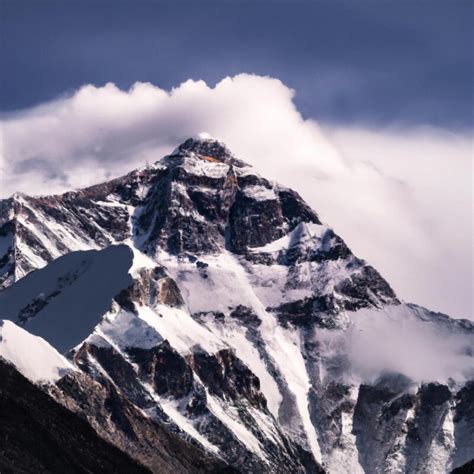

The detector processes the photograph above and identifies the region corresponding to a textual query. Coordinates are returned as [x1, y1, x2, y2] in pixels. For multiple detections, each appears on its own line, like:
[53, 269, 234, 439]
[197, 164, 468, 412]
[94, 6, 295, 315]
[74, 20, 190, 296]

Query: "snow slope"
[0, 320, 75, 383]
[0, 245, 134, 352]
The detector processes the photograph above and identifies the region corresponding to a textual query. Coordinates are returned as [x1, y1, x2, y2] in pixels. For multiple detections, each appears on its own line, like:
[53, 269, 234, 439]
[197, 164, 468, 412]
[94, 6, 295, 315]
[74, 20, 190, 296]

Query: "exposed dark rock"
[419, 383, 452, 407]
[454, 381, 474, 423]
[285, 229, 351, 265]
[228, 189, 287, 253]
[73, 342, 152, 407]
[52, 367, 235, 474]
[335, 265, 398, 310]
[115, 266, 184, 311]
[193, 311, 226, 324]
[67, 342, 276, 473]
[353, 377, 416, 474]
[128, 341, 194, 398]
[270, 296, 340, 328]
[308, 381, 354, 457]
[229, 305, 261, 329]
[136, 166, 227, 255]
[404, 383, 453, 472]
[190, 349, 267, 411]
[278, 189, 321, 229]
[452, 382, 474, 470]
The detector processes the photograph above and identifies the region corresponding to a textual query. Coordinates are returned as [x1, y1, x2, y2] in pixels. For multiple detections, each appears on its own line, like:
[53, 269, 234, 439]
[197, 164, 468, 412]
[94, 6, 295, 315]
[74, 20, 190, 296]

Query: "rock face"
[0, 137, 473, 473]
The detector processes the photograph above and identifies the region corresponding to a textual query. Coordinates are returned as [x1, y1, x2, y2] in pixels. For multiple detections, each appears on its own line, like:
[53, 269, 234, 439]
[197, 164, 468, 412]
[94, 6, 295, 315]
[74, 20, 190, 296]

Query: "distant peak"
[172, 136, 249, 168]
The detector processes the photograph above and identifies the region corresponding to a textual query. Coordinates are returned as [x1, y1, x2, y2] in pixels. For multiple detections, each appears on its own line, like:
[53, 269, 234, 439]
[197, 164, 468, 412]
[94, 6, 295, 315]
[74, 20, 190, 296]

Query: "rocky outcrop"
[190, 349, 267, 411]
[115, 266, 185, 311]
[129, 341, 194, 398]
[52, 372, 235, 474]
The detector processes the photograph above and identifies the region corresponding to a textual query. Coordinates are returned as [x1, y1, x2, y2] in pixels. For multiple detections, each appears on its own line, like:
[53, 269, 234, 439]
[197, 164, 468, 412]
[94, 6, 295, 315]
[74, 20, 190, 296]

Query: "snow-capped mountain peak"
[169, 135, 248, 167]
[0, 138, 473, 473]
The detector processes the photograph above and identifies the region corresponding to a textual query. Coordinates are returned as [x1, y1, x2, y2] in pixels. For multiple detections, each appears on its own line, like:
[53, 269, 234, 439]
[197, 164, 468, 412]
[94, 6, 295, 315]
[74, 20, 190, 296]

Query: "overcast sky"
[0, 0, 472, 319]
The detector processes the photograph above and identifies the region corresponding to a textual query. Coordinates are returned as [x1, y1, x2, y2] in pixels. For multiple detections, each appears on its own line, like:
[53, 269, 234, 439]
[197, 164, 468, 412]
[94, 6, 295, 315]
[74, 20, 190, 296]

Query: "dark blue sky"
[1, 0, 472, 129]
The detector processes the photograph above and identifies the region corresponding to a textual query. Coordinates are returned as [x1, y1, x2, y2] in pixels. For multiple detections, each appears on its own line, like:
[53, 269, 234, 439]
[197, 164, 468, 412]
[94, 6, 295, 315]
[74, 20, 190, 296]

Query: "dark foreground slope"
[0, 356, 236, 474]
[0, 359, 149, 474]
[452, 459, 474, 474]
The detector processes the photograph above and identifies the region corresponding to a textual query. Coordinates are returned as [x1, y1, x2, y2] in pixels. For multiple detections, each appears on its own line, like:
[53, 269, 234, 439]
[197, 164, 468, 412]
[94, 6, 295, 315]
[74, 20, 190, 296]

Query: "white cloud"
[0, 74, 472, 319]
[317, 305, 474, 385]
[324, 127, 473, 321]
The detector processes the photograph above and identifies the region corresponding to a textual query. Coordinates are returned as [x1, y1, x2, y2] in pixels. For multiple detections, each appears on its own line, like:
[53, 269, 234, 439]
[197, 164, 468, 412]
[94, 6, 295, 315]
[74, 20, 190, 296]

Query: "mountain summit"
[170, 135, 249, 167]
[0, 138, 473, 473]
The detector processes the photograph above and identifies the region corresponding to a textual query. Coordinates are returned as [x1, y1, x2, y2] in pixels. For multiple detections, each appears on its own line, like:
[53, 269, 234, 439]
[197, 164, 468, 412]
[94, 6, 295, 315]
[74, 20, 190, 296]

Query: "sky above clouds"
[1, 0, 472, 129]
[0, 1, 472, 319]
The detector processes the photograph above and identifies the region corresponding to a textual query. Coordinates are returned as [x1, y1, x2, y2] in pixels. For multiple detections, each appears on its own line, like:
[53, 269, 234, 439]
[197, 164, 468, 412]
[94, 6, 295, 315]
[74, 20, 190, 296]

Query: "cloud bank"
[0, 74, 472, 319]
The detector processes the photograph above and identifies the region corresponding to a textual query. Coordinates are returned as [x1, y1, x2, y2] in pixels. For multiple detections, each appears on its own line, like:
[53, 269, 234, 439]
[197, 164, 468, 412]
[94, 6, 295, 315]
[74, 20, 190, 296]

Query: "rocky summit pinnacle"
[0, 138, 473, 474]
[170, 135, 249, 167]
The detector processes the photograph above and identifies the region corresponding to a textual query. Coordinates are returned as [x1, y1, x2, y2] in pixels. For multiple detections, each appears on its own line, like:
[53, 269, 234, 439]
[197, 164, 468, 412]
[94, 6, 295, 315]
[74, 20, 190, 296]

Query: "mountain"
[0, 136, 472, 473]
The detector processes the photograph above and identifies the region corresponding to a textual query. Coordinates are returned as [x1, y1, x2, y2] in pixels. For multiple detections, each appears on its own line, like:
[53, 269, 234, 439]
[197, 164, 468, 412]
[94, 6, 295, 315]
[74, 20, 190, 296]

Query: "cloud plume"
[0, 74, 471, 319]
